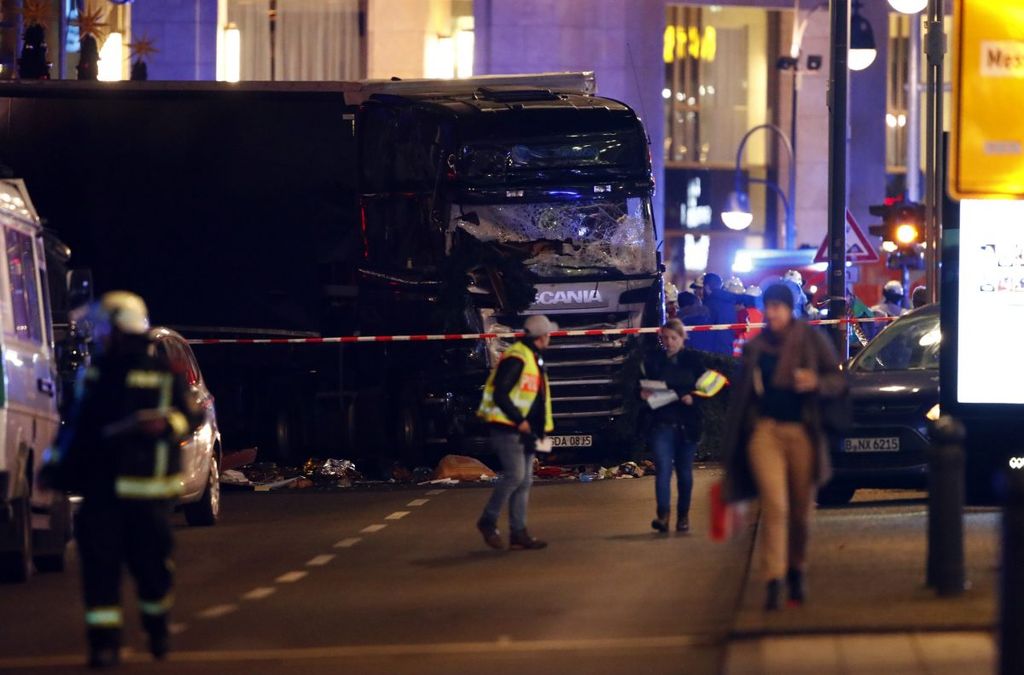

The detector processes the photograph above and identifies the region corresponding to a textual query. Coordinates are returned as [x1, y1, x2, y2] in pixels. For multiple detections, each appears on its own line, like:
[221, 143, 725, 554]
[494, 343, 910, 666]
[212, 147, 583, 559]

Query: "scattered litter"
[432, 455, 497, 481]
[221, 447, 258, 472]
[220, 469, 251, 487]
[420, 477, 460, 486]
[254, 477, 300, 492]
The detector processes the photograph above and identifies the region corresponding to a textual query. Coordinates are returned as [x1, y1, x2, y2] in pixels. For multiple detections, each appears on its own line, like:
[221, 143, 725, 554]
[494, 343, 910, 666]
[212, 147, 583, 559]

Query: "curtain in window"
[227, 0, 273, 80]
[274, 0, 362, 81]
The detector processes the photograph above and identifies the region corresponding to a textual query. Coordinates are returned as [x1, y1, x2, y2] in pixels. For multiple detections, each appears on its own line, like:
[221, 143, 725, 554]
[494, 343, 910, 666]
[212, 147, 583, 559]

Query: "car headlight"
[926, 403, 940, 422]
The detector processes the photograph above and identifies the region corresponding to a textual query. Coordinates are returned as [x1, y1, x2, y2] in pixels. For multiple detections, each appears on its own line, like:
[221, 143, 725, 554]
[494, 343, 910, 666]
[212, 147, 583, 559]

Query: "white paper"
[535, 437, 553, 453]
[646, 390, 680, 410]
[640, 379, 668, 390]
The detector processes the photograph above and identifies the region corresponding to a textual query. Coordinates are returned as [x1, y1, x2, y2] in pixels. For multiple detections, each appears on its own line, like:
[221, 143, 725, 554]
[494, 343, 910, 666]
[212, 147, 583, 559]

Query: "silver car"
[149, 328, 222, 526]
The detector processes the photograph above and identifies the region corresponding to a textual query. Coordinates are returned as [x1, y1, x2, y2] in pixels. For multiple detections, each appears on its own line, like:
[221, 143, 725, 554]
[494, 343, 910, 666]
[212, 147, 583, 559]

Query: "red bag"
[709, 480, 748, 541]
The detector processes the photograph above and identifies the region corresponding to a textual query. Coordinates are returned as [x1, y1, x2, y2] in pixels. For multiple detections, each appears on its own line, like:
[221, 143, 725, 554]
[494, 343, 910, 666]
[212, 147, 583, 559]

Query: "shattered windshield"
[451, 197, 657, 277]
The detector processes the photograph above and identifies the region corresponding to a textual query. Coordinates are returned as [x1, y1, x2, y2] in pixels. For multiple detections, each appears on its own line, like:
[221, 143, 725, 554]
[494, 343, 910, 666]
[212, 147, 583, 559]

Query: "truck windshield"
[451, 196, 657, 277]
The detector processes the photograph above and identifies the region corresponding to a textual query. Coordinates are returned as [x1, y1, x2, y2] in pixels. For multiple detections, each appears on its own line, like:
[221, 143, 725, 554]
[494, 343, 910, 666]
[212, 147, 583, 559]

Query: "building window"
[886, 13, 911, 174]
[663, 5, 772, 167]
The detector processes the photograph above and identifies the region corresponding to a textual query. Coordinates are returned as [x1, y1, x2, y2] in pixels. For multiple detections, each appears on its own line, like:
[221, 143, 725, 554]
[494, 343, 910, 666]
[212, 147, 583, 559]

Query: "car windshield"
[450, 196, 657, 277]
[852, 311, 940, 372]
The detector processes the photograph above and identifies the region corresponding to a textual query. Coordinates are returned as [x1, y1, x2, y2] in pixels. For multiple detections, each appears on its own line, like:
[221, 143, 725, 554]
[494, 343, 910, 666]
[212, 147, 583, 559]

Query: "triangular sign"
[814, 209, 880, 264]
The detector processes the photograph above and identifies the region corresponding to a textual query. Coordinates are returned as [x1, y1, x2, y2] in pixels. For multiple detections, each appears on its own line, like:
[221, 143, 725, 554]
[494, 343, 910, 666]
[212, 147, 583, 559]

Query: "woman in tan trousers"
[723, 283, 847, 611]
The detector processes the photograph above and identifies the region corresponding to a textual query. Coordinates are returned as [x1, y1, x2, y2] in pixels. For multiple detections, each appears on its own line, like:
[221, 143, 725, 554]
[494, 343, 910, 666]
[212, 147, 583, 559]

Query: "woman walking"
[722, 284, 846, 610]
[641, 319, 704, 534]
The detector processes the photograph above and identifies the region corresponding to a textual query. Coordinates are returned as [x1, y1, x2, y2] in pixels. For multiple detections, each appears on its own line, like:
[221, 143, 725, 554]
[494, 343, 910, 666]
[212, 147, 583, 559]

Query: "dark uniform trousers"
[77, 499, 175, 648]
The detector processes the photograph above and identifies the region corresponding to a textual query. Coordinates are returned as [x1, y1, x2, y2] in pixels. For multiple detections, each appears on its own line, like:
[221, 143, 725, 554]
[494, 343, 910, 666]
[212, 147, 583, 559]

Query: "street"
[0, 469, 999, 675]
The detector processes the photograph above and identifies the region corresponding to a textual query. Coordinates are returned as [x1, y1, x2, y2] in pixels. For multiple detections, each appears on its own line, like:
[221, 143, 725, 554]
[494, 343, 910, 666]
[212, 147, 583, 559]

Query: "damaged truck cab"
[353, 81, 663, 459]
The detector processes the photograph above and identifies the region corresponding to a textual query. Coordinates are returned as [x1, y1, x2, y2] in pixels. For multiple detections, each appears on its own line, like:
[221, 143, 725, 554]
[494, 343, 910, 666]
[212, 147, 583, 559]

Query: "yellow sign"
[951, 1, 1024, 199]
[663, 25, 717, 64]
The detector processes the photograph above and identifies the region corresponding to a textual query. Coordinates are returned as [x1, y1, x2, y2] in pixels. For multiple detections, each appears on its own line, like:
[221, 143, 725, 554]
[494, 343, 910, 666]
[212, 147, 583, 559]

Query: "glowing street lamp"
[887, 0, 927, 14]
[849, 1, 878, 71]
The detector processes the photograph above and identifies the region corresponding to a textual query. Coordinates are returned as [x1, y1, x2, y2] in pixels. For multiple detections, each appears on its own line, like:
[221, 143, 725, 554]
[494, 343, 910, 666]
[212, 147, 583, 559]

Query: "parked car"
[149, 328, 222, 526]
[817, 304, 940, 506]
[0, 179, 69, 583]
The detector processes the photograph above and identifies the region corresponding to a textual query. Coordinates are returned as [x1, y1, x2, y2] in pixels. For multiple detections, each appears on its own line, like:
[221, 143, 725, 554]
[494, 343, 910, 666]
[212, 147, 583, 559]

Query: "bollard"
[1000, 459, 1024, 675]
[925, 415, 966, 596]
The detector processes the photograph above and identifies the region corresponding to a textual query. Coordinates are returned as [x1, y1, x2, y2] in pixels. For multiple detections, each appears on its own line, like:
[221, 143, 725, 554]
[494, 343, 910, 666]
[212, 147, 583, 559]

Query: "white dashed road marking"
[334, 537, 362, 548]
[242, 587, 277, 601]
[198, 604, 238, 620]
[426, 490, 446, 496]
[276, 571, 309, 584]
[407, 499, 429, 507]
[361, 524, 387, 533]
[386, 511, 410, 520]
[306, 554, 335, 567]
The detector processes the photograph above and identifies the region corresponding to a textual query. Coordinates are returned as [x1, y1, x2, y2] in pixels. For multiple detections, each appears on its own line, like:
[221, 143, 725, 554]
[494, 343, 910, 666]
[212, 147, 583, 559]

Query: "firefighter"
[475, 315, 555, 551]
[871, 280, 908, 317]
[40, 292, 202, 668]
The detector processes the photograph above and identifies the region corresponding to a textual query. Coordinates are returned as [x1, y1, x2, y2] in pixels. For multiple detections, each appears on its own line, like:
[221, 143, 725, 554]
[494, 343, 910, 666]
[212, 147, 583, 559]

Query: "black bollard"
[1000, 460, 1024, 675]
[926, 415, 966, 596]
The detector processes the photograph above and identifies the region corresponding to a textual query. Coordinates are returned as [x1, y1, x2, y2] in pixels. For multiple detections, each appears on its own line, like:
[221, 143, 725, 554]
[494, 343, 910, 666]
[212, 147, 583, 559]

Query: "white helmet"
[724, 276, 745, 294]
[100, 291, 151, 335]
[664, 282, 679, 303]
[744, 285, 763, 298]
[882, 280, 905, 303]
[783, 269, 804, 287]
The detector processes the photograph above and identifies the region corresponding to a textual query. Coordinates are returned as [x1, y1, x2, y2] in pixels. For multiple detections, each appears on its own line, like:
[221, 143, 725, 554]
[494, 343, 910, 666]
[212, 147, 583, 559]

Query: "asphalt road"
[0, 468, 755, 675]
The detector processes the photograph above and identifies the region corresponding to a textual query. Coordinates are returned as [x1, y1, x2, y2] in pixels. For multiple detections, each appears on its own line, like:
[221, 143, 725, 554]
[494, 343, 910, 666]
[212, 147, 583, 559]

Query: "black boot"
[87, 629, 121, 669]
[142, 614, 170, 660]
[764, 579, 782, 612]
[676, 512, 690, 533]
[786, 568, 805, 607]
[510, 529, 547, 550]
[476, 517, 503, 550]
[651, 510, 669, 533]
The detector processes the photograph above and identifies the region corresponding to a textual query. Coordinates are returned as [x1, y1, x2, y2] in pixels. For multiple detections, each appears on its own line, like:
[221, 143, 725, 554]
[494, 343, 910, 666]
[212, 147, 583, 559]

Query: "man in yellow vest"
[476, 315, 555, 550]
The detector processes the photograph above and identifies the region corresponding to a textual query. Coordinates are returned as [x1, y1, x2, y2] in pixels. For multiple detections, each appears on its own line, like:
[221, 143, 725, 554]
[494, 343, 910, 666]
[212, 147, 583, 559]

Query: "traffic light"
[869, 201, 926, 253]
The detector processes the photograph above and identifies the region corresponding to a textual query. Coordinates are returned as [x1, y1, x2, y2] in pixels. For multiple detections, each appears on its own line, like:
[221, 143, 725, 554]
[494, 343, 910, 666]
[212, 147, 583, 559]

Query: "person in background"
[724, 277, 748, 354]
[912, 285, 928, 309]
[39, 292, 203, 668]
[476, 315, 555, 551]
[701, 272, 755, 356]
[871, 280, 908, 317]
[735, 285, 765, 357]
[665, 281, 680, 319]
[640, 319, 704, 533]
[722, 283, 847, 612]
[678, 291, 715, 352]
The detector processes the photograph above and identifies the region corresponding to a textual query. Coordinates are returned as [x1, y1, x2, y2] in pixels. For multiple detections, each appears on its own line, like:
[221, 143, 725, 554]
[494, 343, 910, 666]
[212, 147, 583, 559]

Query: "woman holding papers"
[640, 319, 705, 534]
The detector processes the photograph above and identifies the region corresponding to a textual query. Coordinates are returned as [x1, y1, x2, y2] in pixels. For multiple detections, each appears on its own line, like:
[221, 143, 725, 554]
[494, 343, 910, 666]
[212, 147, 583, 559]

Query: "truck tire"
[184, 453, 221, 527]
[33, 495, 71, 573]
[395, 390, 426, 467]
[0, 498, 33, 583]
[816, 483, 856, 507]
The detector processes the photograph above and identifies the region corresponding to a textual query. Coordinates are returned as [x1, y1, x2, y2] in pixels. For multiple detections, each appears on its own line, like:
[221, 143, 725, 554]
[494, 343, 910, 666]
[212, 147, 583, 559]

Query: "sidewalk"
[723, 490, 1000, 674]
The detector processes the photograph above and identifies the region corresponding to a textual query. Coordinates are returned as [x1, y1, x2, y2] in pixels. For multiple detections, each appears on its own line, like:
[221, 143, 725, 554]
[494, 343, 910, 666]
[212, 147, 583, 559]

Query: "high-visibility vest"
[478, 341, 554, 433]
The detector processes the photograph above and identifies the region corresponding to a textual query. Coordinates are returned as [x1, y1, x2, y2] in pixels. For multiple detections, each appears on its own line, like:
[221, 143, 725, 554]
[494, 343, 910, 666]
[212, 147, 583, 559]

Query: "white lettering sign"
[535, 290, 604, 305]
[981, 41, 1024, 78]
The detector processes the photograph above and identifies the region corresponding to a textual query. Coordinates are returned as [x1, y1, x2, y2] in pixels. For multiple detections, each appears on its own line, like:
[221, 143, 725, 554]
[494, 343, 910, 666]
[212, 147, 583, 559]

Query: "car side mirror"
[67, 269, 93, 310]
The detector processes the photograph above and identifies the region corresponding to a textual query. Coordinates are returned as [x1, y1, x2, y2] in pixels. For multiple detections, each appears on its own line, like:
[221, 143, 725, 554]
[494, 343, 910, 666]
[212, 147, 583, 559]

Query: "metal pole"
[788, 65, 799, 250]
[924, 0, 946, 305]
[926, 415, 966, 595]
[827, 0, 849, 358]
[1001, 463, 1024, 675]
[906, 14, 922, 202]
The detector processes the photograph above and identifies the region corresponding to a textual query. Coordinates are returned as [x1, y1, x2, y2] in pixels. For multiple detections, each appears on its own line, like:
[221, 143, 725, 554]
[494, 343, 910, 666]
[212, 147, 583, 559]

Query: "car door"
[156, 336, 210, 498]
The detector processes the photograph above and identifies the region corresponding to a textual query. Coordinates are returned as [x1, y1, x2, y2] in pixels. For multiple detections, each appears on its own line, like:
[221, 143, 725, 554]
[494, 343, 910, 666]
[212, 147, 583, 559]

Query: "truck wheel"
[184, 454, 221, 527]
[33, 495, 71, 573]
[0, 498, 33, 583]
[395, 390, 425, 467]
[816, 483, 856, 507]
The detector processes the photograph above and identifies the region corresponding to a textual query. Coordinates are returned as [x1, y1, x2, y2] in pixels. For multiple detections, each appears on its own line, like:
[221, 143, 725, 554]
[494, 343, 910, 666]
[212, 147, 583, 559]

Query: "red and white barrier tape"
[186, 316, 896, 346]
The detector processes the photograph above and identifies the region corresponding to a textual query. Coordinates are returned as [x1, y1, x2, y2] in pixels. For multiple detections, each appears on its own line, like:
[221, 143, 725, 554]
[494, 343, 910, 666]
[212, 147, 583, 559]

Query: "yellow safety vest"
[478, 341, 554, 433]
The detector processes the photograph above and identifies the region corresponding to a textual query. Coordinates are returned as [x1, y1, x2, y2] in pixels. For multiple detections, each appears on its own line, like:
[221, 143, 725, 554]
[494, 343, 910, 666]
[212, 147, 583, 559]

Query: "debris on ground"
[432, 455, 498, 482]
[531, 459, 658, 482]
[221, 447, 258, 472]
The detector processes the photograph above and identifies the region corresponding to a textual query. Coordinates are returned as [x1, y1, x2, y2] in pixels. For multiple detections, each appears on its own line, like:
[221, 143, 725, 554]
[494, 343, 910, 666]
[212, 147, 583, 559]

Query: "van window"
[5, 227, 43, 343]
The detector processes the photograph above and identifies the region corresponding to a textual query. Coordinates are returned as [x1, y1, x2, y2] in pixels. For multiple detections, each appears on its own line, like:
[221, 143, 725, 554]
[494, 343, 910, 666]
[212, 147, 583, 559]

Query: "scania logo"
[1010, 457, 1024, 470]
[535, 290, 604, 305]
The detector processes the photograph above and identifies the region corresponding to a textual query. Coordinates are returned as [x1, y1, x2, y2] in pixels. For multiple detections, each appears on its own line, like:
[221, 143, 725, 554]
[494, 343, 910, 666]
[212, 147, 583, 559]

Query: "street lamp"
[723, 124, 796, 247]
[849, 1, 878, 71]
[888, 0, 927, 14]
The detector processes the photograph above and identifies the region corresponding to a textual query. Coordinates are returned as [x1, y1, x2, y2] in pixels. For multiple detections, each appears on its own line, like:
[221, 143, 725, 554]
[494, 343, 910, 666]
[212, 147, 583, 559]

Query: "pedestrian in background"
[872, 280, 908, 317]
[678, 290, 715, 353]
[476, 315, 555, 551]
[911, 285, 928, 309]
[39, 292, 203, 668]
[722, 284, 847, 611]
[640, 319, 704, 533]
[700, 272, 755, 356]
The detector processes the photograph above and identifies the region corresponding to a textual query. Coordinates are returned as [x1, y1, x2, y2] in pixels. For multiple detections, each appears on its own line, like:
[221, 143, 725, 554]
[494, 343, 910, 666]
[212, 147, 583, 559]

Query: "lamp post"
[723, 124, 796, 248]
[827, 0, 850, 357]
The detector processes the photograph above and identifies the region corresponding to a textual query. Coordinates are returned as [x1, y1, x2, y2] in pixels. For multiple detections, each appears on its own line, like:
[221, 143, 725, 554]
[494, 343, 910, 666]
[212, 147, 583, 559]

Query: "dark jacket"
[641, 349, 704, 443]
[703, 289, 754, 356]
[722, 321, 847, 502]
[490, 339, 548, 441]
[680, 304, 716, 353]
[49, 336, 204, 502]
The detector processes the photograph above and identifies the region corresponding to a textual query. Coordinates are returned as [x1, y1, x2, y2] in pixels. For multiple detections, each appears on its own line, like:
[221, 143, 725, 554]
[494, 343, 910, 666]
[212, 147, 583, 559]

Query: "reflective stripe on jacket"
[477, 341, 554, 433]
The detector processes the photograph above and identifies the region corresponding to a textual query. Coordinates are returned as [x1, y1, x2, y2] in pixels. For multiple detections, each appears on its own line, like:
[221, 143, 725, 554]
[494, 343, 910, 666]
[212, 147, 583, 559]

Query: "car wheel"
[184, 454, 220, 527]
[0, 498, 33, 583]
[816, 483, 856, 507]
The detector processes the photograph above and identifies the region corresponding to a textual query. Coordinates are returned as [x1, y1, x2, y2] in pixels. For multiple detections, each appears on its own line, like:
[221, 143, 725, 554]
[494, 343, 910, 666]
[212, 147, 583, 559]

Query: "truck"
[0, 74, 663, 468]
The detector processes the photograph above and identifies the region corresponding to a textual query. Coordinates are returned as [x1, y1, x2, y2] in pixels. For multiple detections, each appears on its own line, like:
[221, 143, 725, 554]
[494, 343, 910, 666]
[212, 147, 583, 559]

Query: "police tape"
[185, 316, 897, 346]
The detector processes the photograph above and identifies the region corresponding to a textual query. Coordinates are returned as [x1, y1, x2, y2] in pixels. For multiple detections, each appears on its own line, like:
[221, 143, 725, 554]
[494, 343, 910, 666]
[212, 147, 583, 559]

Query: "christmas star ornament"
[72, 6, 108, 40]
[130, 35, 158, 62]
[18, 0, 51, 27]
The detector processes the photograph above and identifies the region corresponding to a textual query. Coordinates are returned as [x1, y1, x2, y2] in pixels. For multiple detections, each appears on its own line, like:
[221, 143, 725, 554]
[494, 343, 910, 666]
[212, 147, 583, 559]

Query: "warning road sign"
[814, 209, 880, 264]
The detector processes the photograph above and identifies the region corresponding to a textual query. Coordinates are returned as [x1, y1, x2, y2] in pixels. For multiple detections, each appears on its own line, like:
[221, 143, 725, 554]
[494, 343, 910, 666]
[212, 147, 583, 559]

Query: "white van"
[0, 180, 66, 583]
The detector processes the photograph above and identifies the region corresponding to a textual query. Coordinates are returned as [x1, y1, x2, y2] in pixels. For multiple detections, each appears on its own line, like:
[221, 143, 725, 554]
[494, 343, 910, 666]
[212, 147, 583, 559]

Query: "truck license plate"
[551, 435, 593, 448]
[843, 437, 900, 452]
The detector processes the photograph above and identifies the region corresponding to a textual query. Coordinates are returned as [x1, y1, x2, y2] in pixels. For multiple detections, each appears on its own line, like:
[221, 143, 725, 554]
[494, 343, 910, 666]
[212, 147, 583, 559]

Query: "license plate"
[843, 437, 900, 453]
[550, 435, 593, 448]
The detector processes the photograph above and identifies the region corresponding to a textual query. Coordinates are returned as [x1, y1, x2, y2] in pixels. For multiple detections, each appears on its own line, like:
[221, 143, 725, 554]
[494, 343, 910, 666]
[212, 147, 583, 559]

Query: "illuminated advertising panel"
[957, 199, 1024, 404]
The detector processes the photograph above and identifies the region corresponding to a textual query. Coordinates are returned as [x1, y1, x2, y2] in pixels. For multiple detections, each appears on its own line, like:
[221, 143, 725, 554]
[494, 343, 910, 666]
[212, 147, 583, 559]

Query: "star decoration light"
[130, 35, 158, 62]
[72, 6, 108, 40]
[18, 0, 51, 27]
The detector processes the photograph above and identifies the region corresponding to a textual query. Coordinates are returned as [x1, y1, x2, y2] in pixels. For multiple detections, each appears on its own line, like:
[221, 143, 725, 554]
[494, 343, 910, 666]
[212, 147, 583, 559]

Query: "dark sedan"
[817, 304, 940, 506]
